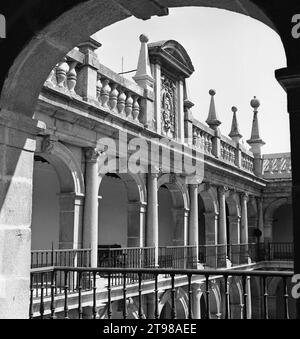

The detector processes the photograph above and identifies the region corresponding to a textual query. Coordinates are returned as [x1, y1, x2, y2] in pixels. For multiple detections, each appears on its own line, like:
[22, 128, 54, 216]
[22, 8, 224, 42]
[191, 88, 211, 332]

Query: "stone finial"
[206, 89, 221, 130]
[247, 96, 265, 154]
[229, 106, 242, 143]
[133, 34, 154, 90]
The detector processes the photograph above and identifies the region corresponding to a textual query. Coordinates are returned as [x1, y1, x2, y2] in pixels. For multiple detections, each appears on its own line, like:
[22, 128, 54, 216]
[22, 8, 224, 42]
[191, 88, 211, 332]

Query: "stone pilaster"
[204, 212, 218, 268]
[77, 37, 101, 103]
[177, 79, 185, 144]
[153, 62, 161, 134]
[127, 202, 146, 248]
[0, 110, 40, 318]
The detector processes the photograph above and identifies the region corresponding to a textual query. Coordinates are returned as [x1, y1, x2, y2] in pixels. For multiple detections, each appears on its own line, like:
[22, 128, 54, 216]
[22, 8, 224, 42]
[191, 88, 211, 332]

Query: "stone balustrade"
[241, 152, 254, 173]
[44, 50, 144, 125]
[220, 138, 236, 165]
[263, 153, 292, 179]
[192, 123, 213, 156]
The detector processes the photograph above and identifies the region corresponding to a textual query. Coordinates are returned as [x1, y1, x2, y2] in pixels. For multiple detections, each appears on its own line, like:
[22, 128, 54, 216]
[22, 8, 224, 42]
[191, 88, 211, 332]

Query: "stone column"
[192, 284, 202, 319]
[59, 193, 84, 250]
[240, 193, 249, 264]
[83, 148, 100, 268]
[0, 111, 39, 318]
[218, 186, 227, 266]
[146, 173, 159, 267]
[189, 184, 199, 264]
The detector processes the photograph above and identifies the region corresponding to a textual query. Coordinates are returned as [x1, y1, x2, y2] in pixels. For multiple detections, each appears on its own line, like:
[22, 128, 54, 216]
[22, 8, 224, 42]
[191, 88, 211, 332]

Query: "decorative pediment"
[148, 40, 195, 79]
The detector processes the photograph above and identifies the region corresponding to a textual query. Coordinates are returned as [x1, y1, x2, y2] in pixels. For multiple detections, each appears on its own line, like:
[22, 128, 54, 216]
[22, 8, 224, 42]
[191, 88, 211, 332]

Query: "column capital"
[218, 186, 228, 195]
[84, 147, 102, 163]
[241, 192, 249, 202]
[189, 183, 199, 190]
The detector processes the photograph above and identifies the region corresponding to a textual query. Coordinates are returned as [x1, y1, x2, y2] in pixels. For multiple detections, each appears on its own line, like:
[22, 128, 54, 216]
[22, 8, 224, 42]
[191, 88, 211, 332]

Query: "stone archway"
[33, 140, 85, 250]
[98, 172, 147, 250]
[157, 174, 189, 247]
[159, 287, 189, 319]
[0, 0, 291, 319]
[264, 198, 291, 242]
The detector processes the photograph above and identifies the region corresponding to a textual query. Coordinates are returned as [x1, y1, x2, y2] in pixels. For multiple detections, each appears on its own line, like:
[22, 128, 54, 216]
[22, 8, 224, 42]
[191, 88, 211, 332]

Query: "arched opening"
[273, 203, 293, 243]
[97, 172, 145, 267]
[98, 174, 128, 247]
[268, 277, 296, 319]
[159, 296, 188, 319]
[31, 156, 60, 250]
[228, 278, 243, 319]
[198, 195, 206, 246]
[158, 185, 174, 247]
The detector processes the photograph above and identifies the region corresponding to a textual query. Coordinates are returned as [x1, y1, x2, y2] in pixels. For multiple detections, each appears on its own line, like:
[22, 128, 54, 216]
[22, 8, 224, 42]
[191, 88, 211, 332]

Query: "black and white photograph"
[0, 0, 300, 326]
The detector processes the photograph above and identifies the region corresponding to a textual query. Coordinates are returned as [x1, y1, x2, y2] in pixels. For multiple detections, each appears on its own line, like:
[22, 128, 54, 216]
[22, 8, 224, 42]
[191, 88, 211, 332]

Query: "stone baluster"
[96, 74, 102, 101]
[67, 61, 78, 94]
[132, 96, 140, 122]
[45, 67, 56, 87]
[56, 58, 69, 88]
[193, 129, 198, 147]
[117, 89, 126, 115]
[100, 78, 111, 108]
[109, 83, 119, 111]
[125, 92, 133, 118]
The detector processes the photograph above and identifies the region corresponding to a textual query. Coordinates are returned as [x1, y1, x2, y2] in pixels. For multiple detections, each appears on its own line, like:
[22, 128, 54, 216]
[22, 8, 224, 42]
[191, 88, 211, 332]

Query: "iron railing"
[31, 248, 91, 269]
[29, 266, 294, 320]
[255, 242, 294, 262]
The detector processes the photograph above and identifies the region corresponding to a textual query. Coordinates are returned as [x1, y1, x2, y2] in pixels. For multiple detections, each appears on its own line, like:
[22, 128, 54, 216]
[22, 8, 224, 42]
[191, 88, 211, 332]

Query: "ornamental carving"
[161, 74, 176, 139]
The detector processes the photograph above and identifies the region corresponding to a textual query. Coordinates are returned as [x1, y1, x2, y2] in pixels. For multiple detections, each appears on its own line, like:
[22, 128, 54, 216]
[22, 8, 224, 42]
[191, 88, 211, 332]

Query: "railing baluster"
[107, 273, 112, 320]
[205, 274, 210, 319]
[50, 270, 56, 319]
[40, 272, 45, 319]
[78, 271, 83, 319]
[64, 271, 69, 319]
[29, 273, 34, 319]
[283, 277, 289, 319]
[188, 274, 192, 319]
[224, 275, 229, 319]
[242, 276, 248, 319]
[171, 274, 177, 320]
[93, 271, 97, 319]
[263, 277, 269, 319]
[155, 274, 159, 319]
[138, 273, 143, 319]
[123, 273, 128, 319]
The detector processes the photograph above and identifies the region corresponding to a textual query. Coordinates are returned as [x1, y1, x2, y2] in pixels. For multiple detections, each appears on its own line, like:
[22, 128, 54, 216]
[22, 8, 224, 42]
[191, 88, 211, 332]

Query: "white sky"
[93, 7, 289, 154]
